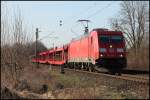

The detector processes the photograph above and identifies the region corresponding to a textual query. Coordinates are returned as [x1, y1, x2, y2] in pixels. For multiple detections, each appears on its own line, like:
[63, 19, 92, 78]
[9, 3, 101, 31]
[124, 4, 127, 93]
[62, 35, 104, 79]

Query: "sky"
[3, 1, 121, 48]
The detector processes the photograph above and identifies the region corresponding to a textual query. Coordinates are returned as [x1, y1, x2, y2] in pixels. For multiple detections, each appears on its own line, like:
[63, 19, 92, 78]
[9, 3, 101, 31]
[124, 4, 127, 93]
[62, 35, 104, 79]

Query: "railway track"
[56, 66, 149, 85]
[121, 74, 149, 83]
[73, 69, 147, 84]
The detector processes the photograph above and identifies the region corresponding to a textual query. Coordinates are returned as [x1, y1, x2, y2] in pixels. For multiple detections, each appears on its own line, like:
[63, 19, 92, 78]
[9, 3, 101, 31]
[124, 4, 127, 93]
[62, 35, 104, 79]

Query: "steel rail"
[61, 67, 149, 85]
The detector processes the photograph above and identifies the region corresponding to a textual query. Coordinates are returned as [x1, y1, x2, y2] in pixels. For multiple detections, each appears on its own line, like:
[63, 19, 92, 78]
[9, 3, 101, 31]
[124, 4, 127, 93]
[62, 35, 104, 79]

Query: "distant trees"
[110, 1, 149, 55]
[27, 41, 48, 55]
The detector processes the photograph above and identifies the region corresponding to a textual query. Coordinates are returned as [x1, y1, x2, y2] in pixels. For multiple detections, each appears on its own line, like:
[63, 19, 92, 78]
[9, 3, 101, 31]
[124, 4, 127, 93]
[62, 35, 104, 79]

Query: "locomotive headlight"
[100, 48, 106, 52]
[110, 45, 112, 48]
[100, 54, 103, 57]
[117, 48, 124, 52]
[120, 54, 123, 57]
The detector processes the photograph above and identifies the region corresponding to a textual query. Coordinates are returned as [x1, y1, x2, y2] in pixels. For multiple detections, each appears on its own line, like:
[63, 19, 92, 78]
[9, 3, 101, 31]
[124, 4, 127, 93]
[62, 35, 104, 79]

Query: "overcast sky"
[3, 1, 121, 48]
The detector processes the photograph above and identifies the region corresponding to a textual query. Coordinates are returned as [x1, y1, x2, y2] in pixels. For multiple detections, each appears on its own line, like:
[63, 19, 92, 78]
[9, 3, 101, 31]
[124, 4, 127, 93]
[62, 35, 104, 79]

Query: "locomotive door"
[89, 36, 93, 61]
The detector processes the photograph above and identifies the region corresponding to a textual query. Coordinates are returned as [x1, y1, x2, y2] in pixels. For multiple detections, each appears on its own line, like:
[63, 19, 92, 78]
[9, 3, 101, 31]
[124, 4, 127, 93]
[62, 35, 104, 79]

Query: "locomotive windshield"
[99, 35, 123, 43]
[111, 35, 123, 43]
[99, 35, 109, 43]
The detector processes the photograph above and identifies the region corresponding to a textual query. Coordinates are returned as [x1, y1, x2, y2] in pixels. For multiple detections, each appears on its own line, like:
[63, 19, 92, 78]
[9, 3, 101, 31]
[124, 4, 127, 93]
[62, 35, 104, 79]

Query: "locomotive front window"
[111, 36, 123, 43]
[99, 35, 109, 43]
[99, 35, 123, 43]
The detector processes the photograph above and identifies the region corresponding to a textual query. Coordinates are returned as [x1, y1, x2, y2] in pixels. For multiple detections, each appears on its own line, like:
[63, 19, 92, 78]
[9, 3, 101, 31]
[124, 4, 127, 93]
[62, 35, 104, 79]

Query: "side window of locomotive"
[99, 35, 109, 43]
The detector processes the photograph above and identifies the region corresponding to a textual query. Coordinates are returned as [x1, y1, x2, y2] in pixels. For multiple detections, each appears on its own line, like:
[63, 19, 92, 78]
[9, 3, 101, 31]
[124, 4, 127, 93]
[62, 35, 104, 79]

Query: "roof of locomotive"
[70, 28, 123, 43]
[92, 28, 123, 35]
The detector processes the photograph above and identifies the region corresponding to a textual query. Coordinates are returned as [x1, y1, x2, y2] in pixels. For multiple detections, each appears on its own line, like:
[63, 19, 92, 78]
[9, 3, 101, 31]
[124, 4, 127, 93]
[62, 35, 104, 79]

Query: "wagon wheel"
[81, 63, 84, 71]
[85, 67, 88, 71]
[116, 72, 121, 76]
[89, 67, 92, 72]
[89, 66, 94, 72]
[115, 68, 122, 76]
[109, 70, 115, 75]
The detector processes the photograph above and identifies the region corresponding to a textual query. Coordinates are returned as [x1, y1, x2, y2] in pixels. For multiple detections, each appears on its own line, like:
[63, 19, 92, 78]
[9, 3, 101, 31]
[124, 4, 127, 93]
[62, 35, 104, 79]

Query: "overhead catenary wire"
[63, 2, 98, 27]
[38, 32, 55, 41]
[39, 36, 58, 41]
[35, 2, 117, 51]
[68, 2, 115, 37]
[49, 2, 116, 43]
[70, 23, 81, 36]
[60, 2, 99, 36]
[35, 3, 98, 49]
[86, 2, 114, 19]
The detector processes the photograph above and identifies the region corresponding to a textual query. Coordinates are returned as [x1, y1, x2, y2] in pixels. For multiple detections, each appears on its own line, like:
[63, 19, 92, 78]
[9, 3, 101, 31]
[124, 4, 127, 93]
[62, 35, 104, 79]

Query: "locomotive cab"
[95, 29, 127, 73]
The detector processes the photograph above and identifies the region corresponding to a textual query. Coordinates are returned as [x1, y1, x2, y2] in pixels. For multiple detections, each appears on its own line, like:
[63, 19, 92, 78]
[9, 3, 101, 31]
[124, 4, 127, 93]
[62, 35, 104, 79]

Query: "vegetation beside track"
[1, 64, 149, 99]
[48, 67, 149, 99]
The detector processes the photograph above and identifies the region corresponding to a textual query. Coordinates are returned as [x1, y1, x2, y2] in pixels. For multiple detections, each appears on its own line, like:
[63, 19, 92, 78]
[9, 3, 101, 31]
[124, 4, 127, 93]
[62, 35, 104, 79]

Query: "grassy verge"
[47, 69, 145, 99]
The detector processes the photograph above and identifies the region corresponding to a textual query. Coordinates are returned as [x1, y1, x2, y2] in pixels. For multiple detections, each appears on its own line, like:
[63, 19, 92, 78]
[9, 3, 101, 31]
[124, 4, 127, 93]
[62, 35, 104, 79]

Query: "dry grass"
[52, 87, 124, 99]
[127, 44, 149, 71]
[1, 64, 148, 99]
[48, 68, 147, 99]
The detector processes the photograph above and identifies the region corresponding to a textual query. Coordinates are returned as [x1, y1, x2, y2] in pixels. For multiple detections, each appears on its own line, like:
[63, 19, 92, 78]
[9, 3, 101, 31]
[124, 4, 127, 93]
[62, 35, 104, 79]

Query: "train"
[32, 28, 127, 75]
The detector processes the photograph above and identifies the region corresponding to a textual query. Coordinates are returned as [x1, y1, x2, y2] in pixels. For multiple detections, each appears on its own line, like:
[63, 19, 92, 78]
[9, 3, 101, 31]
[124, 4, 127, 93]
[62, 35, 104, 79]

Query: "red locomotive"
[32, 28, 127, 75]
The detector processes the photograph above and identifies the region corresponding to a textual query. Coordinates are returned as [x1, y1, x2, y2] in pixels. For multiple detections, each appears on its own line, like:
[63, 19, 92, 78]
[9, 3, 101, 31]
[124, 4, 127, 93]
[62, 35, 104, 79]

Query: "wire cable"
[67, 2, 114, 37]
[86, 2, 114, 19]
[63, 2, 98, 27]
[61, 2, 99, 36]
[39, 32, 55, 40]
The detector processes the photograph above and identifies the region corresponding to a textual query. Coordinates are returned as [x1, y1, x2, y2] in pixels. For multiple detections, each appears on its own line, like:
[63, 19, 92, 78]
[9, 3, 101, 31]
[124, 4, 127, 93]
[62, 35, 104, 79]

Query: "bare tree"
[109, 1, 149, 70]
[1, 2, 34, 86]
[110, 1, 149, 55]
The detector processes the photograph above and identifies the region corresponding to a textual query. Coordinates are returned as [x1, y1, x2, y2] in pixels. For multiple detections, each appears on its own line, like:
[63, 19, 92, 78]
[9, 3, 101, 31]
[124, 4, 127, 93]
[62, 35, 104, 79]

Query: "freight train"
[32, 28, 127, 75]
